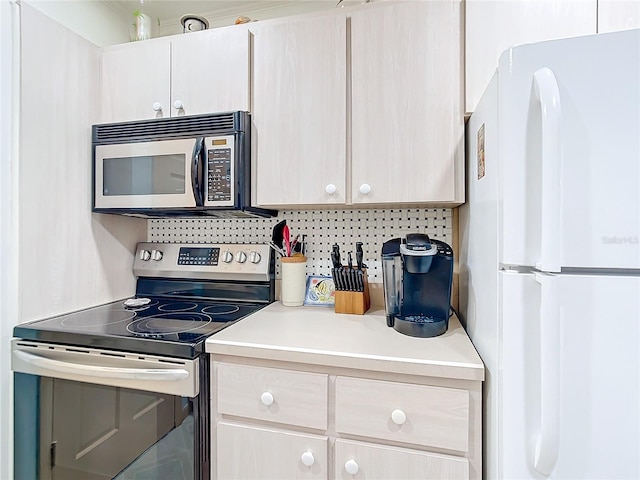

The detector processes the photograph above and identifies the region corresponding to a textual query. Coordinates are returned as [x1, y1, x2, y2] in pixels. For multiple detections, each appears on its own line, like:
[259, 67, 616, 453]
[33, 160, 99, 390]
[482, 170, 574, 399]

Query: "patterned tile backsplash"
[148, 208, 453, 282]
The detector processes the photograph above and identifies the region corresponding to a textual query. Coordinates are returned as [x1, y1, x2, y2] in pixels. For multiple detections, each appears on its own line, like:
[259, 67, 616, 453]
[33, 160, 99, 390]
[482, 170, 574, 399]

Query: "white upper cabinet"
[252, 14, 347, 206]
[465, 0, 596, 114]
[350, 1, 464, 206]
[170, 27, 250, 116]
[100, 27, 250, 123]
[100, 38, 171, 123]
[253, 1, 464, 208]
[597, 0, 640, 33]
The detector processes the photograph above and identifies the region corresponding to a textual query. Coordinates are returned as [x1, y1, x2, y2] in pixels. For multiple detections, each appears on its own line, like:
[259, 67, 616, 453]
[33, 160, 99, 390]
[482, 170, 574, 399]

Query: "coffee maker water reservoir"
[381, 233, 454, 337]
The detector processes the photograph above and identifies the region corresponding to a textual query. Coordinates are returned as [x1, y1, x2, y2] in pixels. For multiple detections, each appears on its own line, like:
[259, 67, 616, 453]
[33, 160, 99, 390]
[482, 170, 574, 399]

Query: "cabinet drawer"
[216, 363, 328, 430]
[335, 376, 469, 452]
[334, 438, 469, 480]
[217, 421, 328, 480]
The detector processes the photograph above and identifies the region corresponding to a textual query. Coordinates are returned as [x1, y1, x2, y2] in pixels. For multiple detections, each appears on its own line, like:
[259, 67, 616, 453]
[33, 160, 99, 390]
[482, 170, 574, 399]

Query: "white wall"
[0, 2, 18, 477]
[25, 0, 129, 46]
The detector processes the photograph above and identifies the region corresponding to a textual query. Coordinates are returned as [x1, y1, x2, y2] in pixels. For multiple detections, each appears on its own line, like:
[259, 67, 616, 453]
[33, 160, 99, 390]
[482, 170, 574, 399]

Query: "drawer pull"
[260, 391, 274, 406]
[391, 409, 407, 426]
[300, 451, 315, 467]
[345, 459, 359, 475]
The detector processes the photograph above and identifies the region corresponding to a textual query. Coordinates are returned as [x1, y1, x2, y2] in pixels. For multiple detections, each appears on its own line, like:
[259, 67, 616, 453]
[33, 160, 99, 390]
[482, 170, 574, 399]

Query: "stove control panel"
[134, 242, 272, 281]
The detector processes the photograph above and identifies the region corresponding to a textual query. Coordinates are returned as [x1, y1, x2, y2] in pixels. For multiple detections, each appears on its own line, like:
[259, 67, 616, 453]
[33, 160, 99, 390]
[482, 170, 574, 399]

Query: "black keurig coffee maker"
[381, 233, 454, 337]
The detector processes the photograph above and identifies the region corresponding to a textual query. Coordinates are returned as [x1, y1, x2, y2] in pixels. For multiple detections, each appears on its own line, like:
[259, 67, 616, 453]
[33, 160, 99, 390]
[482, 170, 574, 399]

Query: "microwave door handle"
[191, 137, 204, 206]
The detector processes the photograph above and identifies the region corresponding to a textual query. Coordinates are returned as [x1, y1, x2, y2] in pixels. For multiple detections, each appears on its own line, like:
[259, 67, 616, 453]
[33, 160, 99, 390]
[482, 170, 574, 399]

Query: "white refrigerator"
[459, 29, 639, 479]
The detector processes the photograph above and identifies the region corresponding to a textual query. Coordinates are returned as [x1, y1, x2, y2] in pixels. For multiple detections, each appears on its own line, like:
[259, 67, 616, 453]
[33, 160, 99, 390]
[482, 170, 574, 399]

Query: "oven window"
[15, 374, 199, 480]
[102, 154, 186, 196]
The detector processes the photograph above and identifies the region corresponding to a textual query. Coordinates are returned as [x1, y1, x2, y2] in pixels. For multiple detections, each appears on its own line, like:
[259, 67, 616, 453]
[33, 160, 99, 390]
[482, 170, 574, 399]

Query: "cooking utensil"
[272, 220, 286, 249]
[283, 225, 291, 257]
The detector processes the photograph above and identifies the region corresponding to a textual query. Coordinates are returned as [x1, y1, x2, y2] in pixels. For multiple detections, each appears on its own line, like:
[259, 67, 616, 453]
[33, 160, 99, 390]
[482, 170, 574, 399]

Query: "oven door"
[94, 138, 201, 210]
[12, 341, 209, 480]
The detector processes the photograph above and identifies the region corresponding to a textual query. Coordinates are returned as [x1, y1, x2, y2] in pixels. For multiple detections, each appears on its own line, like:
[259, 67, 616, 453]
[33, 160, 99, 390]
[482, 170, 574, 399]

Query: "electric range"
[13, 242, 275, 359]
[12, 242, 274, 480]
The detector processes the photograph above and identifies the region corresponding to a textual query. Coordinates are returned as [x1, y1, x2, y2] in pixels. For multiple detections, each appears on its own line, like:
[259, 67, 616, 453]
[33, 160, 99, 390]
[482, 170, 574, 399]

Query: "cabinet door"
[253, 15, 347, 207]
[465, 0, 596, 114]
[597, 0, 640, 33]
[171, 27, 250, 116]
[350, 1, 464, 206]
[100, 39, 171, 123]
[335, 438, 469, 480]
[216, 422, 328, 480]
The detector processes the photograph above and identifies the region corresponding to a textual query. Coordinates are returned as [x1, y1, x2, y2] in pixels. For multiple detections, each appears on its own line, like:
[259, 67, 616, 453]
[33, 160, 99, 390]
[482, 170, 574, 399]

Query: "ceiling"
[105, 0, 343, 34]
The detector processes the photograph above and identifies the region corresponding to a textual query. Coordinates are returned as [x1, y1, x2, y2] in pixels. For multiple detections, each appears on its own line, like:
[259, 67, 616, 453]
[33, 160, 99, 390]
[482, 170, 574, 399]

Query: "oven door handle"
[13, 350, 190, 381]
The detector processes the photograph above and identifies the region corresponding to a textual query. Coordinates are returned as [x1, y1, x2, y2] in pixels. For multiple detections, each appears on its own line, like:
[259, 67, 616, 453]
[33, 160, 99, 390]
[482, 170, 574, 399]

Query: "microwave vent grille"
[94, 112, 242, 143]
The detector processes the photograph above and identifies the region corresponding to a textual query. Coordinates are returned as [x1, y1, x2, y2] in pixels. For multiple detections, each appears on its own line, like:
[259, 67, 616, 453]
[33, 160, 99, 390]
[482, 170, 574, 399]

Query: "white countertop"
[206, 303, 485, 382]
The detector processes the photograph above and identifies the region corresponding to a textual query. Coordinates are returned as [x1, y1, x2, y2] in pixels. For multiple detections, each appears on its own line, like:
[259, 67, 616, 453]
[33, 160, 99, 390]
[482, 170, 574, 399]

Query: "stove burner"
[61, 310, 136, 328]
[157, 302, 198, 313]
[201, 304, 240, 316]
[126, 312, 213, 336]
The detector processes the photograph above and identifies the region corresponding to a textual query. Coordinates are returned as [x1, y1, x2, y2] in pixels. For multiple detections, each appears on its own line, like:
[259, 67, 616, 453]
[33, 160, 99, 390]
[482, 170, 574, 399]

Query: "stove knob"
[151, 249, 163, 261]
[222, 251, 233, 263]
[236, 251, 247, 263]
[139, 249, 151, 261]
[249, 251, 261, 264]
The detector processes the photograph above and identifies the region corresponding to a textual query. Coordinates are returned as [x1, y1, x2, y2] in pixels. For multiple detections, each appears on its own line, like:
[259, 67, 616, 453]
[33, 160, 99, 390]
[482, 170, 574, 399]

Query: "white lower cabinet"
[335, 439, 469, 480]
[217, 422, 328, 480]
[212, 361, 482, 480]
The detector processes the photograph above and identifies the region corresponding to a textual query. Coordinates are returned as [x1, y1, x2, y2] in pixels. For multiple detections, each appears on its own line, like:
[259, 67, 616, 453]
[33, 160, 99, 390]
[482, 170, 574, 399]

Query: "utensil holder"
[334, 269, 370, 315]
[280, 255, 307, 306]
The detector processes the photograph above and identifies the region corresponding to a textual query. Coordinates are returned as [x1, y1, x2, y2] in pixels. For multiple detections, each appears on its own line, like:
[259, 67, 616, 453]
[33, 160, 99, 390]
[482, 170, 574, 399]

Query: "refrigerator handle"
[533, 68, 562, 273]
[533, 272, 561, 476]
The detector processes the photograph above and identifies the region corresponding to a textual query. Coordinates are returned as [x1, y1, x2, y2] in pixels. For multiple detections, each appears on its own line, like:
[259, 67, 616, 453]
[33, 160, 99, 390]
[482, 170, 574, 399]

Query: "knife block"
[334, 268, 370, 315]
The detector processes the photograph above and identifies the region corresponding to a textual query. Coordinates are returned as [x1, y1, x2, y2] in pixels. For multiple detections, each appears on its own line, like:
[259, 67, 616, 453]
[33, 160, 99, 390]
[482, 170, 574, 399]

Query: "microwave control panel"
[205, 135, 235, 206]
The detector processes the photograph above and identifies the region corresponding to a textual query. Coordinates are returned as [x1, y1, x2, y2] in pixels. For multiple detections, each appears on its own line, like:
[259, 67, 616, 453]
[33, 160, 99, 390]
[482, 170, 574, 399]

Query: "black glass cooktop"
[13, 297, 266, 359]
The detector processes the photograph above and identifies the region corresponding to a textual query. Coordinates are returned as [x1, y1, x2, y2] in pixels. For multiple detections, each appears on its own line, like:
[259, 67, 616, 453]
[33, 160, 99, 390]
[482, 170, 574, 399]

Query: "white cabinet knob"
[345, 459, 359, 475]
[325, 184, 337, 195]
[260, 391, 274, 406]
[300, 451, 315, 467]
[359, 183, 371, 194]
[173, 100, 184, 110]
[152, 102, 162, 112]
[391, 409, 407, 425]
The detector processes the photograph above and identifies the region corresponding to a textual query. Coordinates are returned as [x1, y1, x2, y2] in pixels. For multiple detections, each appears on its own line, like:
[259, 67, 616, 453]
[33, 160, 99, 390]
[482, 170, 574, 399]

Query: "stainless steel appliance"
[12, 242, 274, 480]
[381, 233, 454, 337]
[92, 111, 275, 218]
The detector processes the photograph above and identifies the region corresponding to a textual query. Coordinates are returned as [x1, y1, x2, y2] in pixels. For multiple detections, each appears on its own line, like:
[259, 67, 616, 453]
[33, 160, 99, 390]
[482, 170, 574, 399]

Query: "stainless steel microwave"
[92, 111, 275, 218]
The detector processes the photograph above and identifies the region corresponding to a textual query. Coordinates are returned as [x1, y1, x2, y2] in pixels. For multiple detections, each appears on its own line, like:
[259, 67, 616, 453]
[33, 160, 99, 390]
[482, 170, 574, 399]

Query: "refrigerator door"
[500, 270, 639, 479]
[499, 29, 640, 270]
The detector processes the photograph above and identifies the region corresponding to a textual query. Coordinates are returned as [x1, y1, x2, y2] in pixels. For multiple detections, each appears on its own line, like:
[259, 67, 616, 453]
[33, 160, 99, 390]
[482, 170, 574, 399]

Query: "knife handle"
[355, 242, 363, 269]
